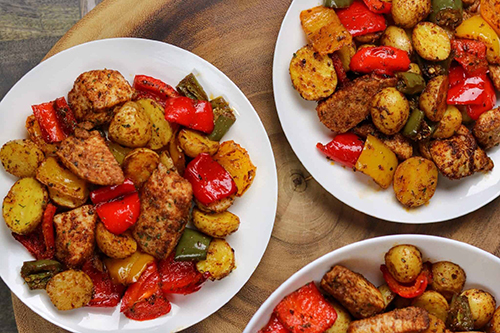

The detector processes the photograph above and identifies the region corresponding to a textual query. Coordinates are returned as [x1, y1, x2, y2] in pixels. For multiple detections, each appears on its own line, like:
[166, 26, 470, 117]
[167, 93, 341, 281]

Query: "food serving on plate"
[290, 0, 500, 208]
[258, 243, 500, 333]
[0, 69, 256, 320]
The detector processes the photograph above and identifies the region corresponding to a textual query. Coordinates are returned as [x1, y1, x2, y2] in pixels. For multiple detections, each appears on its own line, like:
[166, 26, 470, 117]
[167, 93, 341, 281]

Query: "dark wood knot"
[291, 172, 307, 192]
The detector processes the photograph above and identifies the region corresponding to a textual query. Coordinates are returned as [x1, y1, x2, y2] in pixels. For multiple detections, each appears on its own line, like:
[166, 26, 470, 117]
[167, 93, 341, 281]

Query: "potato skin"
[433, 105, 462, 139]
[2, 177, 48, 235]
[412, 290, 449, 322]
[413, 22, 451, 61]
[384, 244, 423, 283]
[96, 222, 137, 259]
[122, 148, 160, 188]
[393, 157, 438, 208]
[392, 0, 432, 28]
[196, 238, 235, 280]
[290, 45, 337, 101]
[0, 139, 44, 178]
[325, 298, 351, 333]
[461, 289, 496, 329]
[431, 261, 466, 301]
[109, 101, 152, 148]
[370, 87, 410, 135]
[178, 129, 219, 158]
[380, 26, 413, 55]
[46, 270, 93, 311]
[192, 207, 240, 238]
[419, 75, 449, 122]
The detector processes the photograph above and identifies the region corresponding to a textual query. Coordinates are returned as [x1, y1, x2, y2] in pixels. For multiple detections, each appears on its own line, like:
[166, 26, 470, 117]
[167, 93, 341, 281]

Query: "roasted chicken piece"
[347, 307, 429, 333]
[353, 123, 413, 160]
[473, 107, 500, 150]
[489, 65, 500, 92]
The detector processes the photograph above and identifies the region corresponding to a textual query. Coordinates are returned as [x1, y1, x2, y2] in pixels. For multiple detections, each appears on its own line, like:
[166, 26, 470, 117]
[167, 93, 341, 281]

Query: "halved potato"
[192, 207, 240, 238]
[95, 222, 137, 259]
[136, 98, 173, 150]
[36, 157, 89, 200]
[108, 101, 152, 148]
[195, 195, 235, 214]
[178, 129, 219, 158]
[0, 139, 45, 178]
[393, 157, 438, 208]
[433, 105, 462, 139]
[46, 270, 93, 311]
[196, 238, 235, 280]
[122, 148, 160, 187]
[413, 22, 451, 61]
[49, 188, 87, 209]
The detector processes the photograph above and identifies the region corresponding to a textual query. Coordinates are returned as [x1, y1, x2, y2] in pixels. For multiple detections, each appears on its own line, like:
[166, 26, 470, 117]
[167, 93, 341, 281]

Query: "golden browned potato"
[357, 44, 377, 51]
[385, 244, 423, 283]
[433, 105, 463, 139]
[431, 261, 466, 301]
[370, 87, 410, 135]
[2, 177, 48, 235]
[25, 115, 58, 156]
[392, 0, 432, 28]
[473, 107, 500, 149]
[178, 129, 219, 158]
[192, 207, 240, 238]
[336, 41, 357, 72]
[159, 150, 175, 170]
[195, 195, 235, 214]
[169, 133, 186, 175]
[419, 75, 449, 122]
[135, 98, 173, 150]
[46, 270, 93, 311]
[290, 45, 337, 101]
[213, 140, 256, 197]
[108, 101, 152, 148]
[325, 298, 352, 333]
[393, 157, 438, 208]
[49, 188, 87, 209]
[413, 22, 451, 61]
[408, 63, 423, 75]
[95, 222, 137, 259]
[355, 31, 383, 44]
[412, 290, 449, 322]
[487, 306, 500, 333]
[122, 148, 160, 187]
[196, 238, 235, 280]
[421, 314, 447, 333]
[107, 141, 132, 165]
[0, 139, 44, 178]
[381, 26, 413, 55]
[461, 289, 496, 329]
[378, 284, 396, 309]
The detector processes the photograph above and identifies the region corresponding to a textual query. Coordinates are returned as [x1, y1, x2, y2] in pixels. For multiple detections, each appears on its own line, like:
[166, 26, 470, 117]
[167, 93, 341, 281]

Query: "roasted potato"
[196, 238, 235, 280]
[178, 129, 219, 158]
[413, 22, 451, 61]
[195, 195, 235, 214]
[433, 105, 462, 139]
[461, 289, 496, 329]
[325, 298, 352, 333]
[357, 44, 377, 51]
[122, 148, 160, 187]
[213, 140, 256, 197]
[489, 65, 500, 91]
[290, 45, 337, 101]
[169, 133, 186, 175]
[421, 314, 447, 333]
[192, 207, 240, 238]
[385, 244, 423, 283]
[135, 98, 173, 150]
[419, 75, 449, 122]
[0, 139, 44, 178]
[2, 177, 48, 235]
[108, 101, 152, 148]
[393, 157, 438, 208]
[412, 290, 450, 322]
[36, 157, 89, 201]
[159, 150, 175, 170]
[378, 284, 396, 309]
[371, 87, 410, 135]
[96, 222, 137, 259]
[49, 188, 87, 209]
[481, 0, 500, 36]
[473, 107, 500, 149]
[25, 115, 58, 155]
[487, 306, 500, 333]
[336, 41, 357, 72]
[380, 26, 413, 55]
[431, 261, 466, 301]
[46, 270, 93, 311]
[355, 32, 382, 44]
[107, 141, 132, 165]
[392, 0, 432, 28]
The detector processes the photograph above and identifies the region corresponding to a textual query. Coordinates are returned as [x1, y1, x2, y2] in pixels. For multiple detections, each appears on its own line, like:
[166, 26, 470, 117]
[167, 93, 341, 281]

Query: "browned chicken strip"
[353, 123, 413, 160]
[347, 307, 429, 333]
[316, 74, 397, 134]
[56, 131, 124, 186]
[321, 265, 385, 319]
[133, 163, 193, 259]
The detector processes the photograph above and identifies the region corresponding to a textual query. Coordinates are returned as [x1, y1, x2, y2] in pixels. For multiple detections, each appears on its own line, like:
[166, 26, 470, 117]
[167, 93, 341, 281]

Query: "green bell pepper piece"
[20, 259, 64, 290]
[430, 0, 463, 29]
[396, 72, 426, 95]
[324, 0, 354, 8]
[176, 73, 209, 101]
[208, 97, 236, 141]
[174, 228, 212, 261]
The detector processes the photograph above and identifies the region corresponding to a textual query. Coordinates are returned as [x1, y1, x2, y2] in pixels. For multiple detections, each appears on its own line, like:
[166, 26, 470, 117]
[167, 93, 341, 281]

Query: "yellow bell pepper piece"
[455, 15, 500, 64]
[104, 251, 155, 285]
[355, 135, 398, 189]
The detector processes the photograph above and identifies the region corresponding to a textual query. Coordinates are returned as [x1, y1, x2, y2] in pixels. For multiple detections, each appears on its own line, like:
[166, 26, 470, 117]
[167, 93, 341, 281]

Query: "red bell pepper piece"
[259, 313, 291, 333]
[12, 226, 45, 260]
[317, 133, 364, 168]
[90, 179, 136, 204]
[32, 102, 67, 143]
[274, 282, 337, 333]
[95, 192, 141, 235]
[133, 75, 180, 100]
[330, 53, 349, 87]
[362, 0, 391, 14]
[53, 97, 77, 136]
[164, 97, 214, 134]
[466, 77, 496, 120]
[452, 39, 488, 76]
[337, 1, 387, 37]
[41, 203, 56, 259]
[380, 264, 431, 298]
[158, 254, 207, 295]
[350, 46, 411, 76]
[184, 153, 237, 205]
[123, 294, 172, 321]
[82, 258, 125, 307]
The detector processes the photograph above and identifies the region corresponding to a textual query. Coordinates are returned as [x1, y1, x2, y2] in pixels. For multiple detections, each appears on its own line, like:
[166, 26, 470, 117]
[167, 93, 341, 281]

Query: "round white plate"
[0, 38, 277, 333]
[245, 234, 500, 332]
[273, 0, 500, 223]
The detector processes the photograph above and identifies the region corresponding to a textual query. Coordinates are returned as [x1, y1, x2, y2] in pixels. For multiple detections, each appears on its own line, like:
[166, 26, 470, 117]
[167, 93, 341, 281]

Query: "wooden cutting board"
[12, 0, 500, 332]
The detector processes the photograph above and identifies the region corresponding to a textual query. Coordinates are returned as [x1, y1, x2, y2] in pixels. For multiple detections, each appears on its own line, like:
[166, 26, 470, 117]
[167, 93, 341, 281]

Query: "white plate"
[273, 0, 500, 223]
[245, 234, 500, 332]
[0, 38, 278, 333]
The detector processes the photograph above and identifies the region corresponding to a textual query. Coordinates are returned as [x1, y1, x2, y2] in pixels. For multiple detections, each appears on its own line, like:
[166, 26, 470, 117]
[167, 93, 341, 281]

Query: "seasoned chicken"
[54, 205, 97, 268]
[489, 65, 500, 92]
[68, 69, 134, 125]
[321, 265, 385, 319]
[473, 107, 500, 149]
[353, 123, 413, 160]
[56, 131, 124, 186]
[316, 74, 397, 134]
[132, 163, 193, 259]
[347, 307, 429, 333]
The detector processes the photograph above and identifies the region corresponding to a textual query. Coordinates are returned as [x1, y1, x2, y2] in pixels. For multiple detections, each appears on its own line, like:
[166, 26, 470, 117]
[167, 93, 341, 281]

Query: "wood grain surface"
[8, 0, 500, 332]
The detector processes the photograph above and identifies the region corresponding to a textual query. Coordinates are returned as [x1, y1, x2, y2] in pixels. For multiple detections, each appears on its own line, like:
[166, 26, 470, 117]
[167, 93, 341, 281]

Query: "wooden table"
[5, 0, 500, 332]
